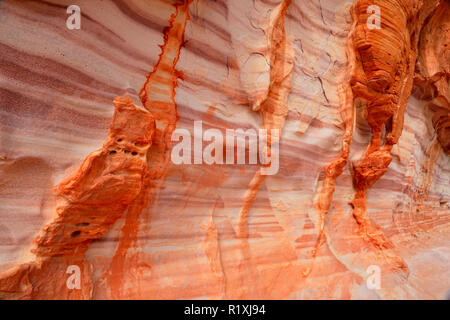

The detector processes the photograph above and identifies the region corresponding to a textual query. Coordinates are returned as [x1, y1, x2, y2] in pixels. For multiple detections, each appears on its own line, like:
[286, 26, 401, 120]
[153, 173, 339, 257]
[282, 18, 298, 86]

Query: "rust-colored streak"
[104, 1, 192, 299]
[139, 2, 192, 174]
[237, 0, 293, 239]
[310, 22, 356, 266]
[231, 0, 293, 299]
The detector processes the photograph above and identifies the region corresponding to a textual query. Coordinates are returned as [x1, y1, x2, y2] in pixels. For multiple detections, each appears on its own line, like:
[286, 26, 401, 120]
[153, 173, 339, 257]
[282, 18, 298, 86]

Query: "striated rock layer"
[0, 0, 448, 299]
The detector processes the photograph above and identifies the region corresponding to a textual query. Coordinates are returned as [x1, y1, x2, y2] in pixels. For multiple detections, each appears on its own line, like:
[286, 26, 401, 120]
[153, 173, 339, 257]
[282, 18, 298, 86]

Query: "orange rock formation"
[0, 97, 155, 299]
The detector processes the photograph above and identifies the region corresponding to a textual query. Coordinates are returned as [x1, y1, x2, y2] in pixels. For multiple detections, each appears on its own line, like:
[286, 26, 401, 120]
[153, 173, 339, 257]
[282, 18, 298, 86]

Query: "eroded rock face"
[414, 0, 450, 155]
[345, 0, 442, 282]
[34, 96, 154, 258]
[0, 96, 154, 299]
[0, 0, 448, 299]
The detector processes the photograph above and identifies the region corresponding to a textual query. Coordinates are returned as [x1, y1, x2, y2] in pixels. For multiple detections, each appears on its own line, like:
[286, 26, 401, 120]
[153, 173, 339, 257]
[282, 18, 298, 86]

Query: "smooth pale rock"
[0, 0, 448, 299]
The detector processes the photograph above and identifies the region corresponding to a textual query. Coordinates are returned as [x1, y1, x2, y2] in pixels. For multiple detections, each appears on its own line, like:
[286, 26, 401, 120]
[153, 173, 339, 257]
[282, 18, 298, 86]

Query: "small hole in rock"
[117, 139, 123, 142]
[132, 151, 138, 156]
[110, 150, 117, 155]
[71, 231, 81, 237]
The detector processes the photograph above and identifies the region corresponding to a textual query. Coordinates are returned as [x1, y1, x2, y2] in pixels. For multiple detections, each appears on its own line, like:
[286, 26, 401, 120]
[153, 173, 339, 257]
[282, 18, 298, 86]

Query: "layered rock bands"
[0, 0, 448, 299]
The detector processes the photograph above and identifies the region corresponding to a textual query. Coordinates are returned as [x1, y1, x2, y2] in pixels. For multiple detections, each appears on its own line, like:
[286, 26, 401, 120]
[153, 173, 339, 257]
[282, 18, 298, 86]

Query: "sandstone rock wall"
[0, 0, 448, 299]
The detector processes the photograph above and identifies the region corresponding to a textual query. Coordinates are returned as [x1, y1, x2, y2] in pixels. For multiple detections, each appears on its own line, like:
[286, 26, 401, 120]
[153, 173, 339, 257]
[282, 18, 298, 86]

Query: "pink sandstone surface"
[0, 0, 448, 299]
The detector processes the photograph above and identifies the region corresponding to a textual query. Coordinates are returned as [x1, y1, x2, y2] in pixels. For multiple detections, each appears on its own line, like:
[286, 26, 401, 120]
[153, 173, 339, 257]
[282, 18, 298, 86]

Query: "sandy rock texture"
[0, 0, 448, 299]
